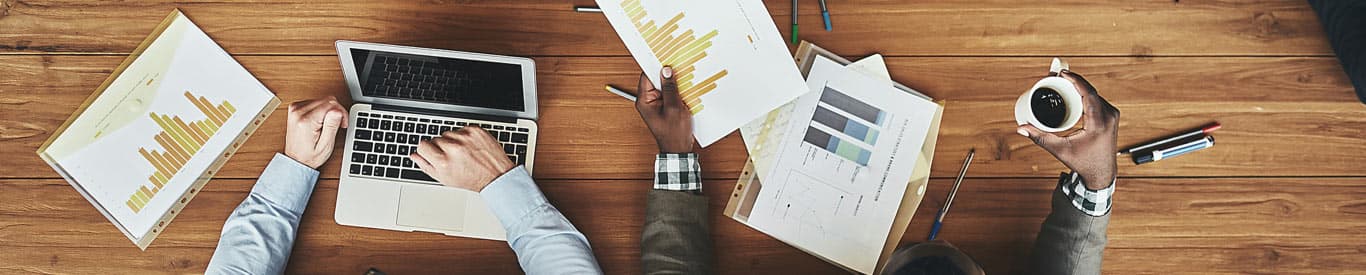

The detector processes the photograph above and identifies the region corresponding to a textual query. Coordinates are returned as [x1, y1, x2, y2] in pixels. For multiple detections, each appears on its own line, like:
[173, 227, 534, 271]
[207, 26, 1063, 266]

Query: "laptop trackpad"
[397, 185, 466, 232]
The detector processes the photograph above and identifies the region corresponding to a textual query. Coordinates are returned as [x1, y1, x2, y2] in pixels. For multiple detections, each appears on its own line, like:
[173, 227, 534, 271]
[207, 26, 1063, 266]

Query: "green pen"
[790, 0, 799, 44]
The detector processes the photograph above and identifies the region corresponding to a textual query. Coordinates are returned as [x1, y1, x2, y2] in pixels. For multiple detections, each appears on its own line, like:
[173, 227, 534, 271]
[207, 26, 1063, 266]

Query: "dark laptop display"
[350, 48, 526, 111]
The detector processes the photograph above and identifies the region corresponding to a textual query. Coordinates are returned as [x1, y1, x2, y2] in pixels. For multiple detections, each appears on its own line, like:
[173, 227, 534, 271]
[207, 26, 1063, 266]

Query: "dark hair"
[888, 255, 966, 275]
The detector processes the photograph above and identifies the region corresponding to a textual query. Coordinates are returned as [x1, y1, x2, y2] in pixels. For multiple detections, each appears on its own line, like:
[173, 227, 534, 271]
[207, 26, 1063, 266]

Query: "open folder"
[35, 10, 278, 250]
[725, 42, 943, 274]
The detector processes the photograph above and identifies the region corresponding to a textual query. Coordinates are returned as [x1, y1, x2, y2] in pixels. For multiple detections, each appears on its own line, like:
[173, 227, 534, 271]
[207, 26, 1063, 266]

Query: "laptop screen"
[349, 48, 525, 112]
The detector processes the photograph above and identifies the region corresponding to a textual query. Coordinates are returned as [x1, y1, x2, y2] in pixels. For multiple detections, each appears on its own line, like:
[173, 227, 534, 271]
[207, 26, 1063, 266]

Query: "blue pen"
[928, 149, 974, 241]
[1133, 135, 1215, 164]
[818, 0, 832, 31]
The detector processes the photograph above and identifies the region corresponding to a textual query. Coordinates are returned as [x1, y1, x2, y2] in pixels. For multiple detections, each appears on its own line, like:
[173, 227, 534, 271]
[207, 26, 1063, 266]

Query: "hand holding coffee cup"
[1015, 58, 1085, 133]
[1016, 59, 1123, 190]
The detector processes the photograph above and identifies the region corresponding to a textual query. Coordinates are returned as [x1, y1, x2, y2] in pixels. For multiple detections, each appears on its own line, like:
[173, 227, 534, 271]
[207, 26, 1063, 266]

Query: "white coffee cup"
[1015, 58, 1085, 133]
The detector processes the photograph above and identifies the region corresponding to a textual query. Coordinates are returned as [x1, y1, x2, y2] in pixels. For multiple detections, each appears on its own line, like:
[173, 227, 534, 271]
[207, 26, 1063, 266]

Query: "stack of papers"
[727, 43, 944, 274]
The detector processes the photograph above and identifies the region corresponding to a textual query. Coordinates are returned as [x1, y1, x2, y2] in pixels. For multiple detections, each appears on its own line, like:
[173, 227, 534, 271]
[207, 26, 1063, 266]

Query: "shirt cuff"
[1059, 172, 1115, 217]
[653, 153, 702, 191]
[251, 153, 321, 213]
[480, 166, 550, 225]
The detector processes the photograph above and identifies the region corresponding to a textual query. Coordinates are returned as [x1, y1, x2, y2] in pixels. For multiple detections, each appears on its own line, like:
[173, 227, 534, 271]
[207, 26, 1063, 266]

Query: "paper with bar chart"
[597, 0, 808, 146]
[744, 57, 939, 273]
[39, 12, 275, 242]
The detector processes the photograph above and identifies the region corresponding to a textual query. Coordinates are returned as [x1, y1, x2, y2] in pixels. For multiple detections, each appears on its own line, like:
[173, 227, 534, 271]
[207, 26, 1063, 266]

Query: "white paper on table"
[744, 57, 940, 273]
[596, 0, 808, 146]
[740, 54, 895, 181]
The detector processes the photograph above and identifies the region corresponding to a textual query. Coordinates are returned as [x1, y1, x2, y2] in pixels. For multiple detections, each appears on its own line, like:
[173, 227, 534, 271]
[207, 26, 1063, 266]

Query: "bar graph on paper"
[801, 86, 888, 167]
[621, 0, 727, 114]
[126, 91, 235, 212]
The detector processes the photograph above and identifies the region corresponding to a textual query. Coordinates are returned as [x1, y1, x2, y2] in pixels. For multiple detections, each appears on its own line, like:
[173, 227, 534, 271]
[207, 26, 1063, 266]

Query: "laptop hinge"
[372, 104, 517, 123]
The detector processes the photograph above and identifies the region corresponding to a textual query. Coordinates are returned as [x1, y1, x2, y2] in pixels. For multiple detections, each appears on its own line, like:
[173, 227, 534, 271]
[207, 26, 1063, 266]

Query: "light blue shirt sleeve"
[206, 153, 318, 275]
[480, 166, 603, 275]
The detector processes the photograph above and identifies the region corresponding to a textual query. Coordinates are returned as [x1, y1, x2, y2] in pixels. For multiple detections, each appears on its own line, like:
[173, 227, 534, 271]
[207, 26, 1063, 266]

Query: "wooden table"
[3, 1, 1365, 274]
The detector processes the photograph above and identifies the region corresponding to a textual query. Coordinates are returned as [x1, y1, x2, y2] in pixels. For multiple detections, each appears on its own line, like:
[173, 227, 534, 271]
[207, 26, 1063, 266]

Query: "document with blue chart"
[746, 56, 939, 273]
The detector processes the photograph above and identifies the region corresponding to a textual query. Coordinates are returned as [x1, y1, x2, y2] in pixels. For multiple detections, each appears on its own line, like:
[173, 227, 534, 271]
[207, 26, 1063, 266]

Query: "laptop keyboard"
[348, 111, 530, 184]
[366, 55, 491, 103]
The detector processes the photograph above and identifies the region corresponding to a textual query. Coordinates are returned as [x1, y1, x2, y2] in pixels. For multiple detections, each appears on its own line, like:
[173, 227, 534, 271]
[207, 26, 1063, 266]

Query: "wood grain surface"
[2, 0, 1364, 274]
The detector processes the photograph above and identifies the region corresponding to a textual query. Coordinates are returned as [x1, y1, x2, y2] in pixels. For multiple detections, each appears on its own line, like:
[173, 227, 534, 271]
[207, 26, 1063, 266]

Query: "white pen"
[604, 85, 637, 102]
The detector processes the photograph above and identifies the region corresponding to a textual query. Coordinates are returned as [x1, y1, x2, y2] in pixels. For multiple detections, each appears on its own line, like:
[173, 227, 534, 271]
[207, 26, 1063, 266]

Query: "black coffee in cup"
[1030, 88, 1068, 128]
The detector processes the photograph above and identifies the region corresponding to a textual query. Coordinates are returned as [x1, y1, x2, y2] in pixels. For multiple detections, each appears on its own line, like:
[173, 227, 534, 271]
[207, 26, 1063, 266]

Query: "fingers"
[415, 139, 444, 166]
[657, 66, 680, 105]
[635, 73, 663, 113]
[1058, 70, 1119, 129]
[410, 151, 436, 174]
[1057, 70, 1097, 95]
[1018, 124, 1069, 150]
[314, 108, 346, 152]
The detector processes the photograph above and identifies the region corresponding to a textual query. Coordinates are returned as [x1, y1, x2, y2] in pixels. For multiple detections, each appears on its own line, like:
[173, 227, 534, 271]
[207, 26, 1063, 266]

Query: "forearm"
[642, 190, 712, 274]
[481, 167, 602, 274]
[1030, 172, 1113, 275]
[641, 153, 712, 275]
[206, 153, 319, 275]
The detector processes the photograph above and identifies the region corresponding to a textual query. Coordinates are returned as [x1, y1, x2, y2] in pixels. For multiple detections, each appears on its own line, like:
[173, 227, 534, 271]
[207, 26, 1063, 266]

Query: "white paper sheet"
[596, 0, 809, 146]
[745, 57, 940, 273]
[740, 54, 895, 180]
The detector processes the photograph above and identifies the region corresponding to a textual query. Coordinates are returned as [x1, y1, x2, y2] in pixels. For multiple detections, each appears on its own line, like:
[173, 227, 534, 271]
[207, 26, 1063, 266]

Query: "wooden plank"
[0, 0, 1333, 56]
[2, 55, 1362, 179]
[4, 177, 1365, 273]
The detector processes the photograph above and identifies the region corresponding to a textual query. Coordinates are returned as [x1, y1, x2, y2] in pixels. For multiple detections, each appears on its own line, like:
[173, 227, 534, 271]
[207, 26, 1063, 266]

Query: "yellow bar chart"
[126, 91, 235, 212]
[623, 0, 727, 114]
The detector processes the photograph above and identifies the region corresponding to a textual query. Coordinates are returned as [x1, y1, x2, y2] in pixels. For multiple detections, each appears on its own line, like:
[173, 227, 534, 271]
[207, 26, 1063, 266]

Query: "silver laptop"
[333, 41, 538, 240]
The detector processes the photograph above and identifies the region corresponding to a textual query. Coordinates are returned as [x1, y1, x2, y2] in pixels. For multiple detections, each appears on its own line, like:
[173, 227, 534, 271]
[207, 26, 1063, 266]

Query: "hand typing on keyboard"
[284, 97, 348, 169]
[409, 127, 515, 192]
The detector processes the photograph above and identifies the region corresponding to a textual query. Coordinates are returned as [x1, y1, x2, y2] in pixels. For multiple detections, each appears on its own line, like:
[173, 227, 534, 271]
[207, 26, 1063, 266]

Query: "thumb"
[1018, 124, 1067, 150]
[316, 108, 345, 152]
[658, 66, 680, 104]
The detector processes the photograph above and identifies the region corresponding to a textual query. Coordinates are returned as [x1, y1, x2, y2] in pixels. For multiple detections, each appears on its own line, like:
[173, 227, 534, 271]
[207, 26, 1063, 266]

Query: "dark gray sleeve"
[1029, 183, 1110, 275]
[641, 190, 712, 275]
[1308, 0, 1366, 104]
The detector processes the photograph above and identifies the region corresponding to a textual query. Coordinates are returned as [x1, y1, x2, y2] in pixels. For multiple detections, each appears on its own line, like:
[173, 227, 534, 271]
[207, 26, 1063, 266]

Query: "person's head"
[883, 241, 985, 275]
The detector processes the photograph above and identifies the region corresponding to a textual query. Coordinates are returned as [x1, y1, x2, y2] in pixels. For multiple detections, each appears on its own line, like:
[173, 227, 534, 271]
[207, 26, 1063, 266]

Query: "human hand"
[635, 66, 696, 153]
[1017, 70, 1121, 190]
[410, 127, 515, 192]
[284, 96, 348, 169]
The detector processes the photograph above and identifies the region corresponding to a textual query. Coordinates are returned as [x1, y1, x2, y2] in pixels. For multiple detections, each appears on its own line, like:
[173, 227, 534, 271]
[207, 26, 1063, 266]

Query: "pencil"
[928, 149, 974, 240]
[818, 0, 832, 31]
[605, 85, 637, 102]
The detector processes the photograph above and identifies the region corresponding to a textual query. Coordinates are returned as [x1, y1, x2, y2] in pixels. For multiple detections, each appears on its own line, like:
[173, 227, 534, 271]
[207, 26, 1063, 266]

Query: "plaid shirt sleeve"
[1058, 172, 1116, 216]
[654, 153, 703, 191]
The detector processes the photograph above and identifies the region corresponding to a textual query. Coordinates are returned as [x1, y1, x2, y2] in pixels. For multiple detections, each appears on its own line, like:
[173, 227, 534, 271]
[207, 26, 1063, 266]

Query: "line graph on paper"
[767, 170, 861, 240]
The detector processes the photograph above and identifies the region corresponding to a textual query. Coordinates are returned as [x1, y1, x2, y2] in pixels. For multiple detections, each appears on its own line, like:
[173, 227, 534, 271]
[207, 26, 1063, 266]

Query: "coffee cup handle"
[1049, 57, 1069, 76]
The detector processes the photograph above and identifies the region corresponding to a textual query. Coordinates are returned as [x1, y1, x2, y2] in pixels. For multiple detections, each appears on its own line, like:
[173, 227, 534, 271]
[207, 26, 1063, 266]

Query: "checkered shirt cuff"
[1059, 172, 1116, 217]
[654, 153, 702, 191]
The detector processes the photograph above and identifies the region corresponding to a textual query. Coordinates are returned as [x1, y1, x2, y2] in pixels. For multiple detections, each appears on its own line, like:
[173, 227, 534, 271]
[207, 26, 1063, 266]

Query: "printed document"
[745, 57, 939, 273]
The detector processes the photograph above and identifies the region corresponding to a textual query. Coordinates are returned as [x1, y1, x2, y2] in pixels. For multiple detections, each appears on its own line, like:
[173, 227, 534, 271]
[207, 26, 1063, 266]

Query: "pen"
[818, 0, 832, 31]
[604, 85, 637, 102]
[1120, 122, 1221, 155]
[1133, 135, 1215, 165]
[928, 149, 974, 241]
[790, 0, 799, 44]
[573, 6, 602, 13]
